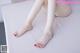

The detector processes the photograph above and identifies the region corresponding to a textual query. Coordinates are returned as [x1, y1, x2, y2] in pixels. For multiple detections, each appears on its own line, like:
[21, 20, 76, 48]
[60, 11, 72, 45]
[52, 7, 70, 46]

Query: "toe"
[34, 44, 40, 48]
[13, 32, 17, 36]
[34, 43, 44, 48]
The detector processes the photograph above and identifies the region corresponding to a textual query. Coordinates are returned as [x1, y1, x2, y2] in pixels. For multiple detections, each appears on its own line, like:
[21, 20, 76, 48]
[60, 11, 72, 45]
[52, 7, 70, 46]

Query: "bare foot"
[34, 41, 45, 48]
[13, 24, 33, 37]
[34, 31, 53, 48]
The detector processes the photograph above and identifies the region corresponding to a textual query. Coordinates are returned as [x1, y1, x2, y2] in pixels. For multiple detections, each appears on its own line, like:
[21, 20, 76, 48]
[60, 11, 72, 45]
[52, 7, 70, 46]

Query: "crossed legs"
[13, 0, 55, 48]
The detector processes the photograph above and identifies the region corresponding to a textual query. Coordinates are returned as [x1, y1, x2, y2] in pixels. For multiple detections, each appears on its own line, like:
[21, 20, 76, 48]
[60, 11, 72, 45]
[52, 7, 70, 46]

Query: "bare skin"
[13, 0, 72, 48]
[13, 0, 44, 37]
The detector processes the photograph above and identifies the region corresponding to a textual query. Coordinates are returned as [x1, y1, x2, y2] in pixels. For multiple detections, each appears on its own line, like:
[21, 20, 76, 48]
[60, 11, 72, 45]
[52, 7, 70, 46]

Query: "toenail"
[34, 44, 37, 46]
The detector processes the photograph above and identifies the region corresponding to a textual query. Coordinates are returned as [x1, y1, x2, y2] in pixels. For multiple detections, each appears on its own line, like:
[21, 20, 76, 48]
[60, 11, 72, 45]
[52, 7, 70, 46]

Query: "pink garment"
[56, 0, 68, 4]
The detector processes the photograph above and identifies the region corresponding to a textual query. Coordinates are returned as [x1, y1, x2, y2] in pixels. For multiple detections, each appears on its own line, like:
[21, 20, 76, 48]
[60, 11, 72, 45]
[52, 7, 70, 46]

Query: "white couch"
[1, 0, 80, 53]
[0, 0, 11, 22]
[0, 0, 26, 22]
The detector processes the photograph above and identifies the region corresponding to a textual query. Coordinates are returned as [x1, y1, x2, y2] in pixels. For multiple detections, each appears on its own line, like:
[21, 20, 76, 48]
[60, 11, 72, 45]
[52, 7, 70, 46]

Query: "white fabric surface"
[1, 1, 80, 53]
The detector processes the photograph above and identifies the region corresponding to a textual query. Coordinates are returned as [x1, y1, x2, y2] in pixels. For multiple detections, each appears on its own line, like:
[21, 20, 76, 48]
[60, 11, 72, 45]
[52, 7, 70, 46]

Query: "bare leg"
[13, 0, 44, 37]
[34, 0, 56, 48]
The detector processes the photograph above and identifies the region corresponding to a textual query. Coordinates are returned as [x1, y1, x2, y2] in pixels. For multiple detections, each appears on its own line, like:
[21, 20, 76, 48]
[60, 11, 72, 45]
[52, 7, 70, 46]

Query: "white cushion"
[1, 1, 80, 53]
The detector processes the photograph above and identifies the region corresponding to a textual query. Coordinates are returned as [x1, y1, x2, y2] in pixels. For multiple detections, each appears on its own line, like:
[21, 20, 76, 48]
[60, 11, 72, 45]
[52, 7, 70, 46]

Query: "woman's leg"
[34, 0, 56, 48]
[13, 0, 44, 37]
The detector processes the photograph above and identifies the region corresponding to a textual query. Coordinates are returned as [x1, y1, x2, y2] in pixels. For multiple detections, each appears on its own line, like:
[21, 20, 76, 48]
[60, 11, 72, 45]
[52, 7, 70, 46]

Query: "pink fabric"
[56, 0, 67, 4]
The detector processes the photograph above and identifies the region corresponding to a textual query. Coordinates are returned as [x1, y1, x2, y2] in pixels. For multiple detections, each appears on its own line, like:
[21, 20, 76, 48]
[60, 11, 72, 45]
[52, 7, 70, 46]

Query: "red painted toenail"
[14, 35, 16, 36]
[34, 44, 37, 46]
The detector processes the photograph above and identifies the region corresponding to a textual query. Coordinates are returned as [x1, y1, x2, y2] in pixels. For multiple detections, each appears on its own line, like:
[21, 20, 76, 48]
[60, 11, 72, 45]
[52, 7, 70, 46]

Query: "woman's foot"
[34, 31, 53, 48]
[13, 24, 33, 37]
[34, 40, 45, 48]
